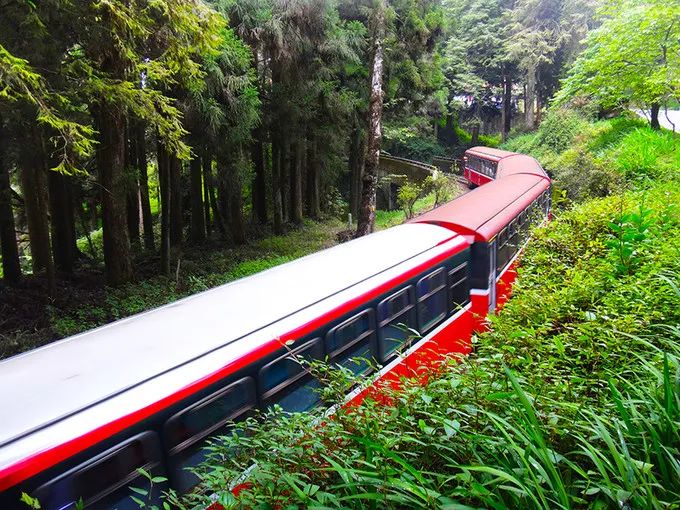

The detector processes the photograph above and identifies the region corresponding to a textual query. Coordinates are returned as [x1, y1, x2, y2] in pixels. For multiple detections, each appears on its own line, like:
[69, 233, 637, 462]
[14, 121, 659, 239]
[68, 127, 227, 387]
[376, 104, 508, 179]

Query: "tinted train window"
[33, 432, 164, 510]
[164, 378, 256, 492]
[508, 220, 519, 257]
[326, 310, 377, 375]
[448, 262, 470, 308]
[377, 287, 417, 361]
[260, 338, 324, 412]
[496, 228, 509, 274]
[417, 268, 447, 332]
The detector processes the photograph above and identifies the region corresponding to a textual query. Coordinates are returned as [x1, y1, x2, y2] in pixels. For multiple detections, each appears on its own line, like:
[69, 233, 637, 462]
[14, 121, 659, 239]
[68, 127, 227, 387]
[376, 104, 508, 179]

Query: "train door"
[488, 239, 497, 312]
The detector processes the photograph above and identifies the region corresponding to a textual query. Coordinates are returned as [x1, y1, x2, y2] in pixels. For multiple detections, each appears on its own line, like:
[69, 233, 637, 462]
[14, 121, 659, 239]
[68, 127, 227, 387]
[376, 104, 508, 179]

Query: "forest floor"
[0, 178, 467, 359]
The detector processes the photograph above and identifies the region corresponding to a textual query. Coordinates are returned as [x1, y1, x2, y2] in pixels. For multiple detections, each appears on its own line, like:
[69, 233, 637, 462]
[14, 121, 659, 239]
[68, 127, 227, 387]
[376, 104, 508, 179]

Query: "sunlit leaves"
[556, 0, 680, 110]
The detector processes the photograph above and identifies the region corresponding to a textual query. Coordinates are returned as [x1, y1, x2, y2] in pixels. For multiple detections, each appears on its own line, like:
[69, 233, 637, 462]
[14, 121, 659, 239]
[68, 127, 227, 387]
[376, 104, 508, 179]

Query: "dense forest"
[1, 0, 677, 348]
[0, 0, 594, 287]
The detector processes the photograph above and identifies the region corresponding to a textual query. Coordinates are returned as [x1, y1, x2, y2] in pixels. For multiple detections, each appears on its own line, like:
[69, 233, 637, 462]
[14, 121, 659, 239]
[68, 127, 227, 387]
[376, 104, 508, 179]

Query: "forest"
[0, 0, 597, 285]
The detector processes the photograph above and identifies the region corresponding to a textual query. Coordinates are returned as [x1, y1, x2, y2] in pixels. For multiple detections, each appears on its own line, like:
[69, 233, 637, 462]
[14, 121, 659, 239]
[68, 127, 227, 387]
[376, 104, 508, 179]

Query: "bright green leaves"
[0, 44, 96, 174]
[556, 0, 680, 113]
[607, 205, 654, 276]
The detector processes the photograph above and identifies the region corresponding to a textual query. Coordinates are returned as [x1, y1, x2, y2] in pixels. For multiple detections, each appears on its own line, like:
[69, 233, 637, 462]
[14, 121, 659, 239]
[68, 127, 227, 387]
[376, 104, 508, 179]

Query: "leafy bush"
[396, 181, 421, 219]
[550, 147, 623, 201]
[383, 118, 447, 162]
[533, 108, 590, 154]
[503, 111, 679, 204]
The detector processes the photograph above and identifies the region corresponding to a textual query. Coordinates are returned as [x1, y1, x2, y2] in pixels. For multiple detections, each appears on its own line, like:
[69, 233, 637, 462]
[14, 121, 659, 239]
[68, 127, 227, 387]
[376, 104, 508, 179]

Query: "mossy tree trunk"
[357, 0, 386, 237]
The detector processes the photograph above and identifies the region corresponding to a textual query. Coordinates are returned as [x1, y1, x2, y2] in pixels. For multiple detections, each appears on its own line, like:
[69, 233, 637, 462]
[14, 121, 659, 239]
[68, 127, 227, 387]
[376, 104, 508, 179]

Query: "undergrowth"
[163, 173, 679, 508]
[503, 111, 679, 203]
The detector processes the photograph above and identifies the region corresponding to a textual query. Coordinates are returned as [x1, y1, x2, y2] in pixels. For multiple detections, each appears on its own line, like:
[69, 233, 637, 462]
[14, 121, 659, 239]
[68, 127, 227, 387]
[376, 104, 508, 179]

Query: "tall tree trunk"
[158, 141, 171, 275]
[96, 104, 133, 285]
[202, 149, 213, 238]
[217, 164, 229, 235]
[136, 121, 154, 251]
[207, 153, 227, 238]
[348, 126, 365, 219]
[281, 140, 290, 223]
[525, 64, 536, 129]
[48, 171, 77, 273]
[169, 155, 182, 257]
[0, 116, 21, 284]
[290, 140, 303, 225]
[20, 127, 55, 293]
[357, 0, 386, 237]
[502, 72, 512, 141]
[471, 125, 480, 145]
[650, 102, 661, 130]
[271, 135, 284, 235]
[251, 128, 267, 224]
[189, 153, 205, 243]
[225, 149, 246, 245]
[125, 125, 140, 247]
[306, 137, 321, 219]
[20, 140, 51, 273]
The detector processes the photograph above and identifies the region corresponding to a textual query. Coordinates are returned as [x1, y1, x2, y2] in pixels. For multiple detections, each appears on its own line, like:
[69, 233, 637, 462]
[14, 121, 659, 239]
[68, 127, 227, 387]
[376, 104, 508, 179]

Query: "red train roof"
[465, 146, 517, 161]
[413, 173, 549, 241]
[496, 154, 548, 179]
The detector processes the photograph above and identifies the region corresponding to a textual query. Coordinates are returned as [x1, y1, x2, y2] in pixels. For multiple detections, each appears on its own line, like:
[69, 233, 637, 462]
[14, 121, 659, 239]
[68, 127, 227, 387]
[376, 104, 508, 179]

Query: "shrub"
[397, 181, 422, 219]
[533, 108, 589, 154]
[503, 111, 679, 204]
[551, 147, 623, 201]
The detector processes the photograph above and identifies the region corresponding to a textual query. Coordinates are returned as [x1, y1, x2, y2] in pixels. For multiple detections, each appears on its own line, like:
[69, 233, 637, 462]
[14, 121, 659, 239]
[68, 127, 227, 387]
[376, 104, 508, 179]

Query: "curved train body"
[0, 147, 550, 509]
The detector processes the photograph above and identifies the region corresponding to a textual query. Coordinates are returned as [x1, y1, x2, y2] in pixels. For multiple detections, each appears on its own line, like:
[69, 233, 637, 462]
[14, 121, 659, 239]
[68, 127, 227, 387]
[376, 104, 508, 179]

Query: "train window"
[417, 268, 447, 332]
[326, 310, 377, 375]
[260, 338, 324, 412]
[496, 228, 509, 274]
[448, 262, 470, 308]
[508, 220, 519, 257]
[33, 432, 165, 510]
[164, 377, 256, 492]
[377, 286, 417, 361]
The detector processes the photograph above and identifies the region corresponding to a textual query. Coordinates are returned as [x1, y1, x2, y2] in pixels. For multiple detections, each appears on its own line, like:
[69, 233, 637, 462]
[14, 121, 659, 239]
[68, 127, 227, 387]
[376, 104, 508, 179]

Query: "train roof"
[413, 172, 549, 241]
[0, 223, 459, 450]
[465, 146, 517, 161]
[496, 153, 548, 179]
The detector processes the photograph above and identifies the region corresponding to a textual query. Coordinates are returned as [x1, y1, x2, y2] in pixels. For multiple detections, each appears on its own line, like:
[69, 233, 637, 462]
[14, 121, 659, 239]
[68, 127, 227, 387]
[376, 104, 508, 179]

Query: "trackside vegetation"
[150, 114, 679, 509]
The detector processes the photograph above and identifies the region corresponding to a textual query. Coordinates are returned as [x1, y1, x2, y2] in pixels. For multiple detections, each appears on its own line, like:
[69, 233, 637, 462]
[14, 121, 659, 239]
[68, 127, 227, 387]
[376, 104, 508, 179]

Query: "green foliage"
[532, 109, 589, 154]
[607, 205, 653, 276]
[383, 118, 447, 161]
[397, 175, 453, 220]
[167, 177, 680, 509]
[397, 181, 422, 219]
[556, 0, 680, 115]
[0, 44, 95, 173]
[503, 112, 679, 202]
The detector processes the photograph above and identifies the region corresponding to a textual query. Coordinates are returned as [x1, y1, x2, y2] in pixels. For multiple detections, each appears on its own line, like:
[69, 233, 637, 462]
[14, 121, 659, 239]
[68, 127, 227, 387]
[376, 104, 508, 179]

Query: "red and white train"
[0, 147, 550, 509]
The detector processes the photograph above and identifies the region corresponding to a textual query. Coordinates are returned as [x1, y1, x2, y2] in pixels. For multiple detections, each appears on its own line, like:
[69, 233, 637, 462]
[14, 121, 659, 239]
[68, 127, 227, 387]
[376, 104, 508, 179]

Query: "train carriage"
[0, 148, 550, 509]
[463, 146, 516, 187]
